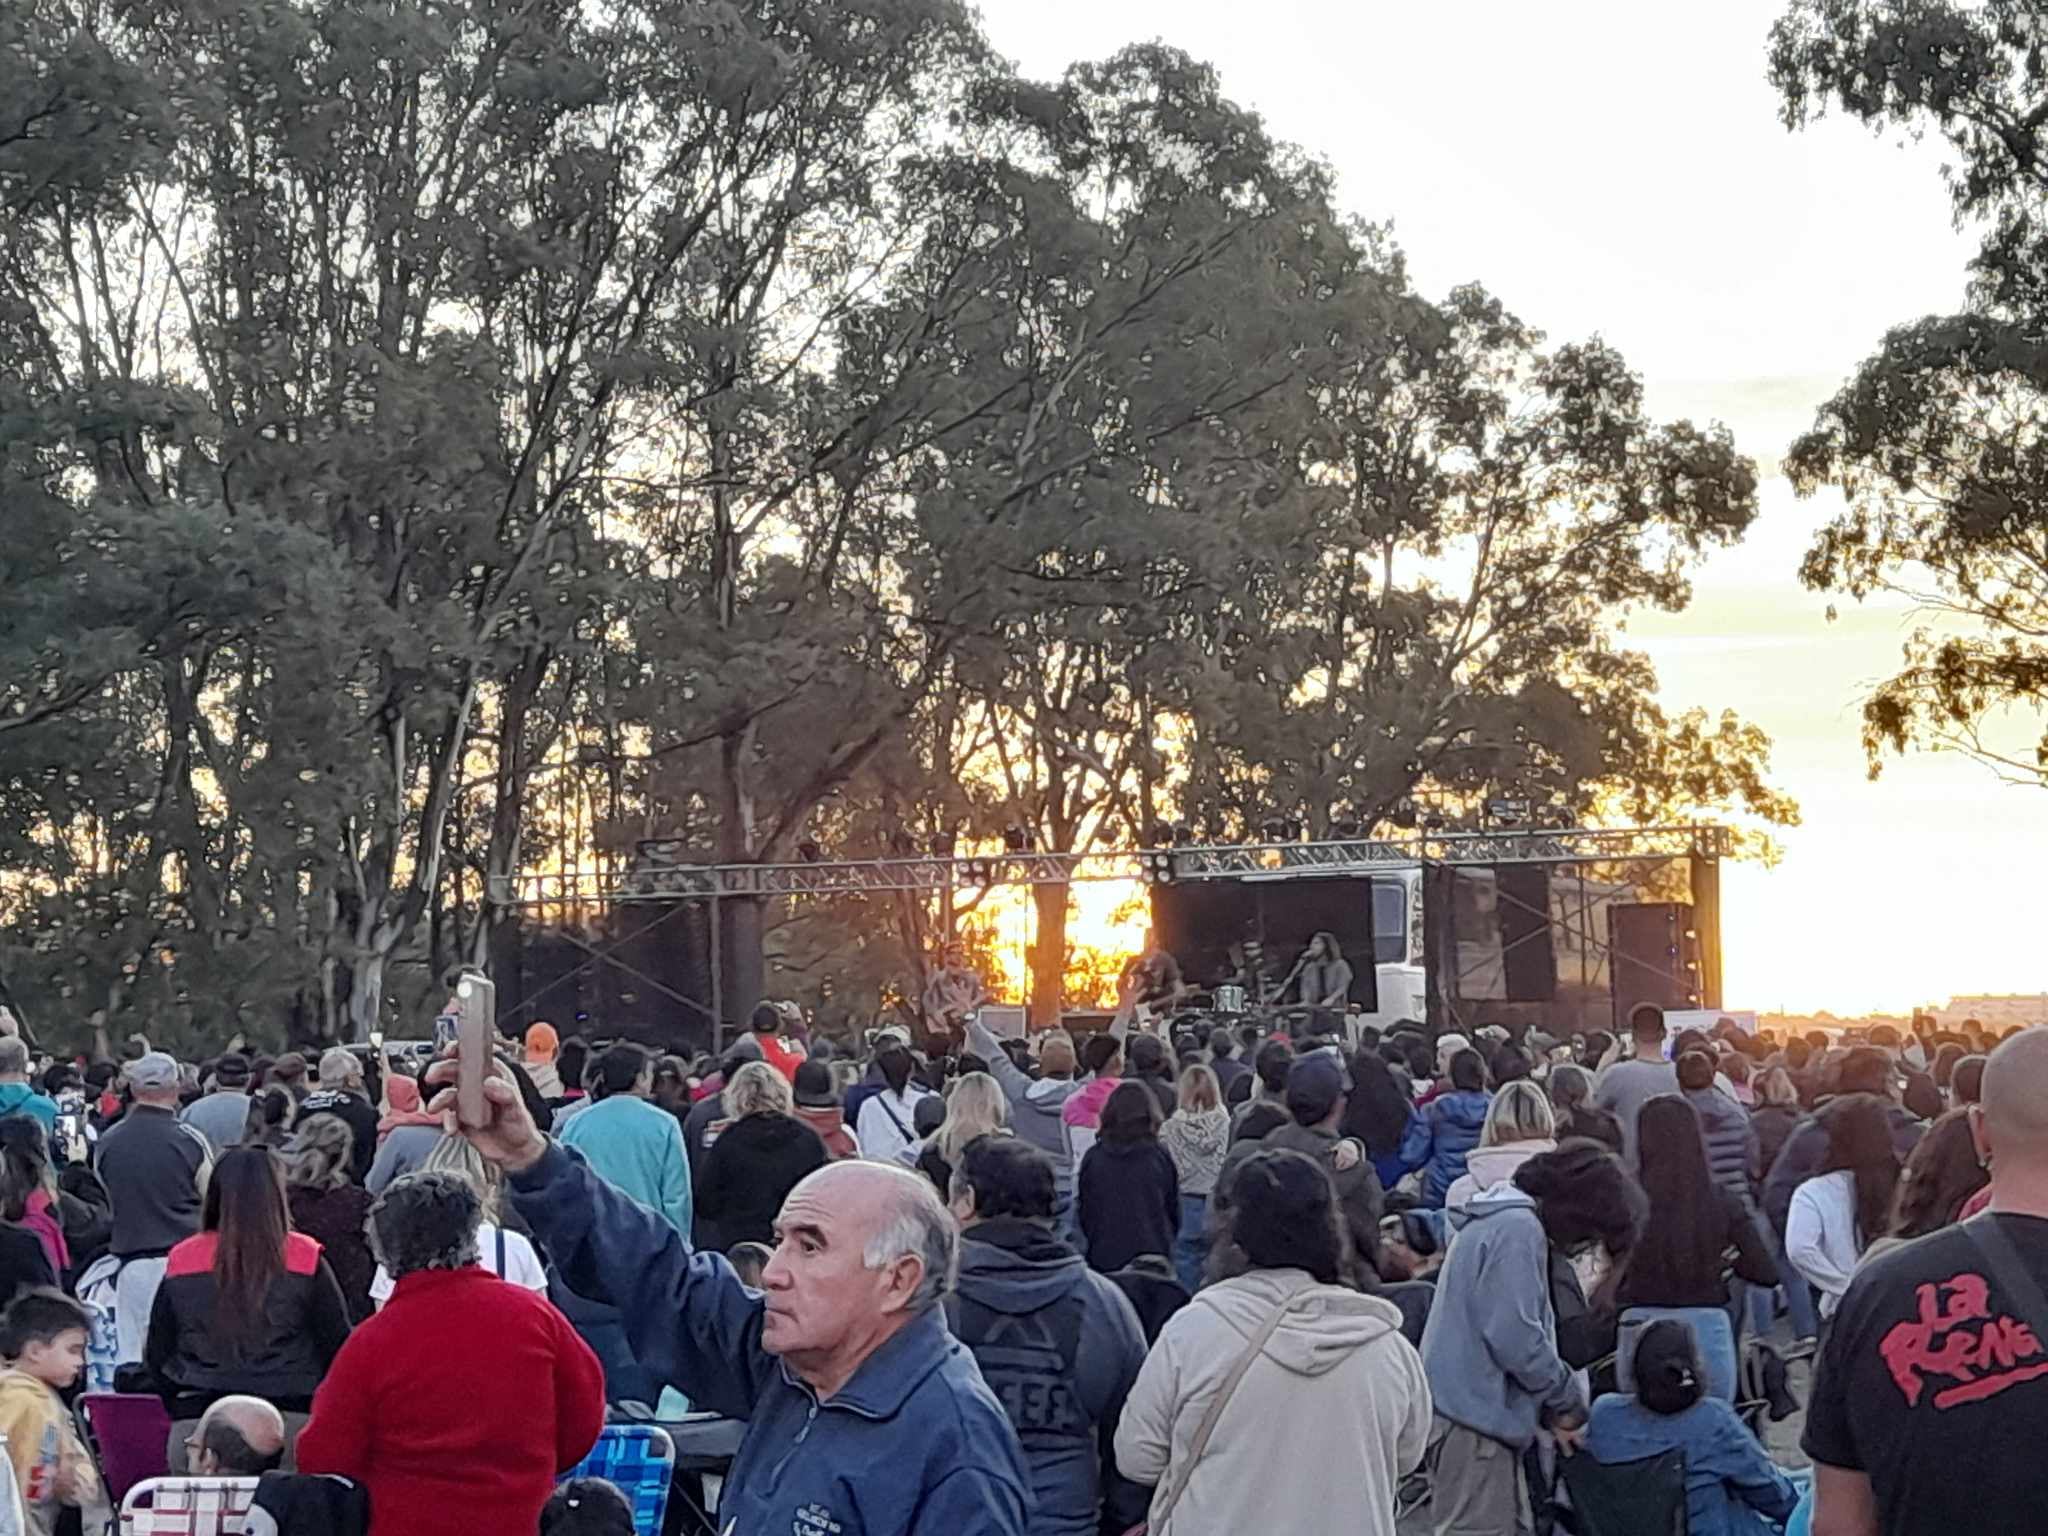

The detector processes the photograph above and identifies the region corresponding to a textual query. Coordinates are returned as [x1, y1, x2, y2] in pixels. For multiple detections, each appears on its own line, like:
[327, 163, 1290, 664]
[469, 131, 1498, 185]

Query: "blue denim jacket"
[1586, 1393, 1800, 1536]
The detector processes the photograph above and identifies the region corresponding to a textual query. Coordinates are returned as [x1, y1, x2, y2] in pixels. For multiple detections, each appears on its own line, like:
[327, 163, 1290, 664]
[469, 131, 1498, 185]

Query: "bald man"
[189, 1395, 286, 1475]
[1804, 1026, 2048, 1536]
[430, 1059, 1030, 1536]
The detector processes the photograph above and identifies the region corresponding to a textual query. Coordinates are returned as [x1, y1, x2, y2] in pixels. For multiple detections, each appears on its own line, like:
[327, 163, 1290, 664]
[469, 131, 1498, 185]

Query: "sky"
[975, 0, 2045, 1015]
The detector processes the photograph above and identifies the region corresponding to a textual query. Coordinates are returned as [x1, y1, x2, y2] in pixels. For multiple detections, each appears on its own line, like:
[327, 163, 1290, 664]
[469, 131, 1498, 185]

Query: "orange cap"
[524, 1022, 560, 1061]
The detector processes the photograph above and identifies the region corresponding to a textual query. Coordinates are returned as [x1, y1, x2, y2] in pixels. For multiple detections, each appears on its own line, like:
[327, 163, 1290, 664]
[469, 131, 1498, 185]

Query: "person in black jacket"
[145, 1146, 351, 1450]
[296, 1051, 380, 1185]
[1076, 1082, 1178, 1274]
[1616, 1096, 1775, 1311]
[0, 1223, 53, 1312]
[693, 1063, 827, 1251]
[1547, 1064, 1624, 1156]
[1513, 1141, 1642, 1383]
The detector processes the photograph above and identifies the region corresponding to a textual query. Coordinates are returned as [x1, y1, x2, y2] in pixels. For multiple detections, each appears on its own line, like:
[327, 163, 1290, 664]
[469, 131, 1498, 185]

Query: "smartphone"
[454, 969, 495, 1129]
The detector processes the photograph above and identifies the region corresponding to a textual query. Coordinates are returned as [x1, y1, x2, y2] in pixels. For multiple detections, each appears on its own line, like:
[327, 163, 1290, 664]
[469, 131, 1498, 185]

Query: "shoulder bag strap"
[876, 1094, 911, 1142]
[495, 1226, 508, 1278]
[1965, 1211, 2048, 1325]
[1149, 1283, 1308, 1534]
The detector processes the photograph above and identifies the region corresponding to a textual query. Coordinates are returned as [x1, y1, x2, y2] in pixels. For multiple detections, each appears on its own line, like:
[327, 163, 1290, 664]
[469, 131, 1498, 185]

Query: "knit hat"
[793, 1059, 838, 1109]
[524, 1022, 560, 1063]
[721, 1034, 765, 1077]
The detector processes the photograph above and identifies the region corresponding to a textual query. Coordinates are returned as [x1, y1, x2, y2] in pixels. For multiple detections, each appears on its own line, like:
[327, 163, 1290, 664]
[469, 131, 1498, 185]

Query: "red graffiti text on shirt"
[1879, 1271, 2048, 1409]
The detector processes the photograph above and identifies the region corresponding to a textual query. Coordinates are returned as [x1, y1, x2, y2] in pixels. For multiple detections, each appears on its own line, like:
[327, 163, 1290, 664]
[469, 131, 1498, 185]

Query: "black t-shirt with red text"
[1804, 1213, 2048, 1535]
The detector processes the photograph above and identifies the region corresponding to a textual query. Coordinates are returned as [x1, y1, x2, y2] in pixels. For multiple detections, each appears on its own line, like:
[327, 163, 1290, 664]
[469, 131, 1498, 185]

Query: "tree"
[1176, 274, 1793, 847]
[1773, 0, 2048, 785]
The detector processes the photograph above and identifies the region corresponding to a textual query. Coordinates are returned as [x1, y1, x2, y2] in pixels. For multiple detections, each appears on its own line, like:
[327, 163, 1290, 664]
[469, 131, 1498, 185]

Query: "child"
[539, 1477, 635, 1536]
[0, 1289, 100, 1535]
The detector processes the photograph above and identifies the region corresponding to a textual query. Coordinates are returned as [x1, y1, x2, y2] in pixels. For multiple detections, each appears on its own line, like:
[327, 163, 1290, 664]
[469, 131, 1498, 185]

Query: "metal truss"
[491, 824, 1726, 908]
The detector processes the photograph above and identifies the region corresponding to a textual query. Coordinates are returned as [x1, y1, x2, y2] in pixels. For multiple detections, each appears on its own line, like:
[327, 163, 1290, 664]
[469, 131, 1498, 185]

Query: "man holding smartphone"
[426, 1058, 1031, 1536]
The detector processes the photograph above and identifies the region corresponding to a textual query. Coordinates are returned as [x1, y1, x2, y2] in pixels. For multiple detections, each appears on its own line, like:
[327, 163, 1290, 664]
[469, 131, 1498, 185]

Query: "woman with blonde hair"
[1159, 1064, 1228, 1291]
[283, 1114, 376, 1320]
[916, 1072, 1009, 1198]
[696, 1060, 828, 1251]
[368, 1135, 547, 1306]
[1442, 1078, 1557, 1219]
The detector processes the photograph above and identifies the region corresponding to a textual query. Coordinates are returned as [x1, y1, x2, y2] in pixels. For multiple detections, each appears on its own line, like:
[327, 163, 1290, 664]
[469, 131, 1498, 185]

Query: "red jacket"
[757, 1033, 804, 1083]
[295, 1266, 605, 1536]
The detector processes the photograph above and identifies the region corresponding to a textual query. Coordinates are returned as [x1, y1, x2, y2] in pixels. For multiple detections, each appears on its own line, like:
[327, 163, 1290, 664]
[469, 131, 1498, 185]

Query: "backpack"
[74, 1253, 122, 1395]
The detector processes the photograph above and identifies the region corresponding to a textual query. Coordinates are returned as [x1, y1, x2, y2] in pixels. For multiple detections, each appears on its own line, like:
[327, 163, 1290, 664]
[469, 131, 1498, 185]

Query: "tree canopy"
[1774, 0, 2048, 784]
[0, 0, 1790, 1050]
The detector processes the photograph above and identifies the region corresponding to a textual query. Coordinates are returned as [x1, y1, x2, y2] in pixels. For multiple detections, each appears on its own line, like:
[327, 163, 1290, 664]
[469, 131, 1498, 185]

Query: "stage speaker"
[1496, 865, 1556, 1003]
[1607, 902, 1701, 1031]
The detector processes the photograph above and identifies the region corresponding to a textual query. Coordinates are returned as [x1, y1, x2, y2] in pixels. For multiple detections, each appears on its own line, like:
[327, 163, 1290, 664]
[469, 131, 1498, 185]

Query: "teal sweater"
[558, 1095, 693, 1236]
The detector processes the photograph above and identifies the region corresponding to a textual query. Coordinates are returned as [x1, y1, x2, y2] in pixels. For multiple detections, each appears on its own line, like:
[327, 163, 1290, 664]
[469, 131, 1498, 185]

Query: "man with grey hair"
[0, 1037, 55, 1135]
[432, 1058, 1031, 1536]
[298, 1047, 378, 1184]
[94, 1052, 212, 1362]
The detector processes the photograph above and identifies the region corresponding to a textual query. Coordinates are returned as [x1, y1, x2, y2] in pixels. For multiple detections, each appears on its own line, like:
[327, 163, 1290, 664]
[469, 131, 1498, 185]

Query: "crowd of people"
[0, 986, 2039, 1534]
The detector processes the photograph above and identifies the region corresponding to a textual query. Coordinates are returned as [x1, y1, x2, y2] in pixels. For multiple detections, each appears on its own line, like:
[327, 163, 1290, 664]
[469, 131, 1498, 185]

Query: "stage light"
[1259, 816, 1300, 843]
[1002, 824, 1032, 853]
[1147, 822, 1174, 847]
[1170, 822, 1195, 846]
[963, 858, 995, 889]
[1141, 850, 1176, 884]
[930, 830, 957, 857]
[797, 839, 823, 863]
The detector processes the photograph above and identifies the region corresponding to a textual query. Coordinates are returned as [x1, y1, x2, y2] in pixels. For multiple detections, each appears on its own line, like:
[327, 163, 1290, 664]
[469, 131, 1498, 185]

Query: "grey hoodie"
[1420, 1182, 1582, 1449]
[970, 1019, 1083, 1211]
[944, 1219, 1149, 1536]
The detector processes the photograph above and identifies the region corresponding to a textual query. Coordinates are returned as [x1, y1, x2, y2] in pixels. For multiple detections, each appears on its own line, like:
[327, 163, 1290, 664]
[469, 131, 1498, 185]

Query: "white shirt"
[370, 1220, 549, 1308]
[1785, 1169, 1864, 1316]
[857, 1086, 933, 1164]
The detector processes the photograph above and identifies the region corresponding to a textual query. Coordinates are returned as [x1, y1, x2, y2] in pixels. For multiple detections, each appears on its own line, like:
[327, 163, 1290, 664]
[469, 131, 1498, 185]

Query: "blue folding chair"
[560, 1424, 676, 1536]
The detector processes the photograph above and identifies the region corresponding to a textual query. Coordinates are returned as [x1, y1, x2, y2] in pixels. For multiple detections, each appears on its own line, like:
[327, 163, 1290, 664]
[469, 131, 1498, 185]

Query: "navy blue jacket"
[1399, 1090, 1491, 1207]
[508, 1143, 1031, 1536]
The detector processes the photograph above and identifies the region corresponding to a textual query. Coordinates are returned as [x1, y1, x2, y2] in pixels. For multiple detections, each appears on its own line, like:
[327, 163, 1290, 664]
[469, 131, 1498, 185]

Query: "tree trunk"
[348, 949, 385, 1045]
[719, 897, 765, 1035]
[1029, 881, 1070, 1027]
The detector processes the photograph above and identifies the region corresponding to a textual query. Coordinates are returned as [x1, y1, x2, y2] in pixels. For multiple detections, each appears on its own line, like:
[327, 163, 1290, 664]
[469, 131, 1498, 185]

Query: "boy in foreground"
[0, 1290, 102, 1535]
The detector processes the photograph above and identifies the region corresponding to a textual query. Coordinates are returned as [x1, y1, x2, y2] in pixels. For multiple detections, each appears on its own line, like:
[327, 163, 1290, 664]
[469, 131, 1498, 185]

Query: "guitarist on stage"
[1118, 930, 1188, 1025]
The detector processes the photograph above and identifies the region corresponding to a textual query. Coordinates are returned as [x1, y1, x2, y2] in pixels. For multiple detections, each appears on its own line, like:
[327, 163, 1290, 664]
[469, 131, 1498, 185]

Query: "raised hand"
[423, 1053, 547, 1174]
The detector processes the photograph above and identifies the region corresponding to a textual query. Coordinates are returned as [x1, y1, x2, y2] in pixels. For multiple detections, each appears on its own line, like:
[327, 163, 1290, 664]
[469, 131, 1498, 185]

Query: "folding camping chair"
[559, 1424, 676, 1536]
[1557, 1448, 1688, 1536]
[79, 1392, 173, 1504]
[118, 1475, 260, 1535]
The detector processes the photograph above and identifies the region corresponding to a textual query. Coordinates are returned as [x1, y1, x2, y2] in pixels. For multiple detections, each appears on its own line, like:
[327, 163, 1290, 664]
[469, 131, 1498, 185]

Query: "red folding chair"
[78, 1392, 172, 1504]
